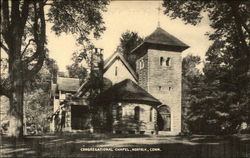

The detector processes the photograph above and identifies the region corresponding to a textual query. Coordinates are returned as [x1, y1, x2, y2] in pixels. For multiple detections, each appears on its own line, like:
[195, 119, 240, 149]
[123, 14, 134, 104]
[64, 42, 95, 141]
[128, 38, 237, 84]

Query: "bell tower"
[131, 27, 189, 135]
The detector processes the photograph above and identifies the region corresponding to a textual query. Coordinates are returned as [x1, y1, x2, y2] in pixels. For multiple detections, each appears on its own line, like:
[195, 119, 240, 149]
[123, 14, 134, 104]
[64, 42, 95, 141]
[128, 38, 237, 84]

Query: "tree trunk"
[8, 59, 24, 138]
[8, 30, 24, 137]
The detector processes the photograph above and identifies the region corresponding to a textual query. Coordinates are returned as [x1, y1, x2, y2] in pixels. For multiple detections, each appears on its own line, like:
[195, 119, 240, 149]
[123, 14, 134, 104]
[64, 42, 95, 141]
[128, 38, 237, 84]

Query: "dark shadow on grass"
[1, 134, 249, 158]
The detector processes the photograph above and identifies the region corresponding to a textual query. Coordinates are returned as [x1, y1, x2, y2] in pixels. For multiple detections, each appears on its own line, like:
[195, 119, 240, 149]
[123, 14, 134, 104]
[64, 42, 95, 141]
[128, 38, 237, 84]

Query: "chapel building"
[50, 27, 189, 135]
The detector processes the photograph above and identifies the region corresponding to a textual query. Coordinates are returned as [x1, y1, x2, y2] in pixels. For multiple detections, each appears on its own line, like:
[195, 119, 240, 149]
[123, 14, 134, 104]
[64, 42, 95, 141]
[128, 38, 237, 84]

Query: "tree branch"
[24, 1, 46, 81]
[23, 2, 40, 64]
[10, 0, 21, 27]
[228, 2, 250, 38]
[19, 0, 30, 37]
[0, 41, 9, 55]
[1, 0, 11, 49]
[21, 39, 35, 56]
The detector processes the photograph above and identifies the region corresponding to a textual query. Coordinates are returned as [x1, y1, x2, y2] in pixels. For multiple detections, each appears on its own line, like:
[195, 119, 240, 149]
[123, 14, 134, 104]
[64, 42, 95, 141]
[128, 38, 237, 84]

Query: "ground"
[0, 134, 249, 158]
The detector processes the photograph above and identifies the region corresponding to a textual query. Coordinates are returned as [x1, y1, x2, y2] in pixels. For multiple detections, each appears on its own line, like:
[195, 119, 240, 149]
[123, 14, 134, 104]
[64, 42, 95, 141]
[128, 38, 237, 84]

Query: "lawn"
[0, 133, 249, 158]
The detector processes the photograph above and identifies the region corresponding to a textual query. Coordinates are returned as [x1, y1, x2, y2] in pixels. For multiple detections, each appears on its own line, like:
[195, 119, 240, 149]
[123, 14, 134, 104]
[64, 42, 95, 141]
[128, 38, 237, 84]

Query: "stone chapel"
[50, 27, 189, 135]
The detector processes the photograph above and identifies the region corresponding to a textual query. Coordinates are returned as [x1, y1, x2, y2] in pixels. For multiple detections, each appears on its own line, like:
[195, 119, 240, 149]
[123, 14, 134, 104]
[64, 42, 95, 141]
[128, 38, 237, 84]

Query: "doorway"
[157, 105, 171, 131]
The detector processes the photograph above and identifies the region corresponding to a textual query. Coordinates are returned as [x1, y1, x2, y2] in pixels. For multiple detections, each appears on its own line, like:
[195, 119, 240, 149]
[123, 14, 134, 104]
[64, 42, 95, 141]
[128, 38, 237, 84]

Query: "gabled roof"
[76, 77, 113, 97]
[104, 51, 138, 81]
[57, 77, 80, 92]
[131, 27, 189, 53]
[96, 79, 162, 106]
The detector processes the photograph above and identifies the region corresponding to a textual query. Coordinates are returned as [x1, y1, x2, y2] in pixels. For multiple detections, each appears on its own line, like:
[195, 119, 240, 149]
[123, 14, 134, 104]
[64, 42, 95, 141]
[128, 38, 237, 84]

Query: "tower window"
[169, 87, 172, 91]
[115, 66, 118, 76]
[166, 57, 171, 66]
[158, 86, 162, 91]
[160, 57, 164, 66]
[149, 107, 153, 122]
[139, 60, 144, 69]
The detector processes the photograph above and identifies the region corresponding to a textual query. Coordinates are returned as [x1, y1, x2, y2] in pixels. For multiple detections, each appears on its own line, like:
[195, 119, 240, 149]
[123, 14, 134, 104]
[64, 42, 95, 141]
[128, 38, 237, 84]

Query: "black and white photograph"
[0, 0, 249, 157]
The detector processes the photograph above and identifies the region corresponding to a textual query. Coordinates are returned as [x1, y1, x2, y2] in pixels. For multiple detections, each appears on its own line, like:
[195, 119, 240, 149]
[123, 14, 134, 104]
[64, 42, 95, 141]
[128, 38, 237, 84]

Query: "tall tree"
[163, 0, 250, 134]
[181, 55, 203, 134]
[116, 31, 143, 58]
[162, 0, 250, 75]
[116, 31, 143, 69]
[0, 0, 108, 137]
[66, 52, 88, 82]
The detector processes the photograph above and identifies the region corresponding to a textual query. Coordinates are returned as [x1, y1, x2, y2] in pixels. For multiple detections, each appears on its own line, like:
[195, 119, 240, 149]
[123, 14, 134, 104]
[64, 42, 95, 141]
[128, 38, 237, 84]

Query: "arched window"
[166, 57, 171, 66]
[160, 57, 164, 66]
[115, 66, 118, 76]
[149, 107, 154, 122]
[139, 60, 144, 69]
[141, 60, 144, 69]
[134, 106, 140, 121]
[116, 106, 122, 120]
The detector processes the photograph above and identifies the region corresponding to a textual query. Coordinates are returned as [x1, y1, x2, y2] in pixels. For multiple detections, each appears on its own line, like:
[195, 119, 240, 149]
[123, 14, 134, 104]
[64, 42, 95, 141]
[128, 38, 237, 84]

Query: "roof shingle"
[57, 77, 80, 92]
[131, 27, 189, 53]
[96, 79, 161, 106]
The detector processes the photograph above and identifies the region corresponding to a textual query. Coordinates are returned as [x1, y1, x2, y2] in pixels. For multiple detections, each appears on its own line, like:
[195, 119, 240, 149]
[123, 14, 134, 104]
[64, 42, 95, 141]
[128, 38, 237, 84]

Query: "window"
[149, 107, 153, 122]
[158, 86, 162, 91]
[139, 60, 144, 69]
[160, 57, 164, 66]
[134, 106, 140, 121]
[115, 66, 118, 76]
[166, 57, 171, 66]
[169, 87, 172, 91]
[116, 106, 122, 120]
[141, 60, 144, 68]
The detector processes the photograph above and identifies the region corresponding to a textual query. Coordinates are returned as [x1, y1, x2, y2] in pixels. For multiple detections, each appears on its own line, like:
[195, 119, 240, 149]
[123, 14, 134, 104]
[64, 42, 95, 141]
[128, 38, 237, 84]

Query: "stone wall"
[136, 54, 149, 91]
[112, 103, 157, 134]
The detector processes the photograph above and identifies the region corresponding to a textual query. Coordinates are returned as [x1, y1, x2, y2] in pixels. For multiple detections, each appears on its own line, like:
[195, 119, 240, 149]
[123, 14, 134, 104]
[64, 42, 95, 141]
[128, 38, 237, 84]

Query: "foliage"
[163, 0, 250, 134]
[66, 52, 88, 82]
[24, 58, 57, 135]
[0, 96, 9, 134]
[0, 0, 109, 137]
[116, 31, 143, 58]
[47, 0, 109, 45]
[116, 31, 143, 69]
[24, 88, 52, 135]
[181, 55, 203, 134]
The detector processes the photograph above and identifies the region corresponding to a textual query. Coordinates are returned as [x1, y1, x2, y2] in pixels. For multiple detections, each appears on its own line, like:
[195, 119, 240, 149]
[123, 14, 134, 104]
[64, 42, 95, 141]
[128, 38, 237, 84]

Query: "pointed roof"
[131, 27, 189, 53]
[96, 79, 161, 106]
[104, 51, 138, 81]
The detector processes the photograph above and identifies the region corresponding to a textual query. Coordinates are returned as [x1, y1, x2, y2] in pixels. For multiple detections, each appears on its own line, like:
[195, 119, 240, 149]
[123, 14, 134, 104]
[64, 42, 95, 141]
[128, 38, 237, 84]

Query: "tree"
[116, 31, 143, 69]
[0, 0, 109, 137]
[66, 52, 88, 82]
[163, 0, 250, 134]
[162, 0, 249, 76]
[116, 31, 143, 58]
[25, 56, 58, 134]
[181, 55, 203, 134]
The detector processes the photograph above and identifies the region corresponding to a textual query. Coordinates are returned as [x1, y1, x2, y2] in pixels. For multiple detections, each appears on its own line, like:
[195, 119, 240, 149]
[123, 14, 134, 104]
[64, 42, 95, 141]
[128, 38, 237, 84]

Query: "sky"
[47, 1, 213, 72]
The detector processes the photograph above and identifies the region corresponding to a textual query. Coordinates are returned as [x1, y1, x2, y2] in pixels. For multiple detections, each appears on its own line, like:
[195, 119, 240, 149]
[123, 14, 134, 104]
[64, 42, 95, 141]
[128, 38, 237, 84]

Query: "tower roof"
[131, 27, 189, 53]
[96, 79, 162, 106]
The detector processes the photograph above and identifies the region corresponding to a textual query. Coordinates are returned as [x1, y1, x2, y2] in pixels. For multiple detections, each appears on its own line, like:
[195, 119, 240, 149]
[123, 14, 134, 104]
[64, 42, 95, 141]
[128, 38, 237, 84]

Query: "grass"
[0, 133, 249, 158]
